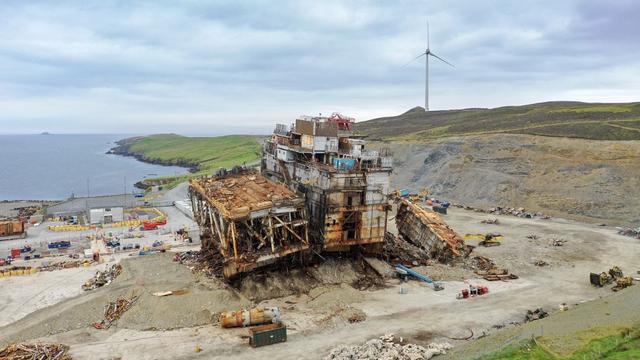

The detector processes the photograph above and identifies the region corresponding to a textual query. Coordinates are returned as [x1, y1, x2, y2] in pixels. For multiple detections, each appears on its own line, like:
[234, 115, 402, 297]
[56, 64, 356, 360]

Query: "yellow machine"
[464, 233, 504, 247]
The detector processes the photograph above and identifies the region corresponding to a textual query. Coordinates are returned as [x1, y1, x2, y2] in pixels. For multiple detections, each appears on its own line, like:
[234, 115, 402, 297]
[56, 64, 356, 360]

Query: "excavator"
[464, 233, 504, 247]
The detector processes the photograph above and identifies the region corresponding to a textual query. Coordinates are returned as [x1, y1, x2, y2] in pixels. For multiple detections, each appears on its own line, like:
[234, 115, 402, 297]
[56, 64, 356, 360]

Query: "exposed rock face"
[380, 134, 640, 226]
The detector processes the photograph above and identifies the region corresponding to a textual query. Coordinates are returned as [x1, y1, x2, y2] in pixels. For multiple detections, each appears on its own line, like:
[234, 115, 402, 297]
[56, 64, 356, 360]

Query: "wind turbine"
[408, 22, 454, 111]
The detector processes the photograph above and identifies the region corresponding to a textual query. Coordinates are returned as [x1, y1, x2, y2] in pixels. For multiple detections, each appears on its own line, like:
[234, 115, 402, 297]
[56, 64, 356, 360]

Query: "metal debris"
[381, 232, 433, 266]
[525, 308, 548, 322]
[39, 260, 85, 272]
[82, 264, 122, 291]
[470, 256, 518, 281]
[469, 256, 495, 271]
[190, 170, 310, 279]
[325, 334, 452, 360]
[0, 343, 71, 360]
[534, 260, 548, 267]
[617, 227, 640, 239]
[612, 276, 634, 291]
[551, 237, 567, 246]
[93, 295, 139, 329]
[481, 218, 499, 225]
[452, 204, 550, 219]
[396, 199, 468, 262]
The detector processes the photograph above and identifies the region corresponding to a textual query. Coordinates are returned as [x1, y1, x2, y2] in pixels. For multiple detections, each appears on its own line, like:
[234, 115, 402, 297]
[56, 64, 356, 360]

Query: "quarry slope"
[379, 134, 640, 227]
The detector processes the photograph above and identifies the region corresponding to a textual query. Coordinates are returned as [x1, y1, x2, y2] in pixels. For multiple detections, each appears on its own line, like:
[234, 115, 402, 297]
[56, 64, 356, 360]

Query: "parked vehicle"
[48, 240, 71, 249]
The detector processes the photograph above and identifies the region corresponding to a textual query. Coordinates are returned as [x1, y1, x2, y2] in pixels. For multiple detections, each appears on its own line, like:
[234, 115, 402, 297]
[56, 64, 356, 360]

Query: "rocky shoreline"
[107, 137, 199, 172]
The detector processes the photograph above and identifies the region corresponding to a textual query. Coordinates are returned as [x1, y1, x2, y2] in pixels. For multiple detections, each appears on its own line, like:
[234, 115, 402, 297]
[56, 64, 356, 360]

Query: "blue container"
[333, 158, 355, 170]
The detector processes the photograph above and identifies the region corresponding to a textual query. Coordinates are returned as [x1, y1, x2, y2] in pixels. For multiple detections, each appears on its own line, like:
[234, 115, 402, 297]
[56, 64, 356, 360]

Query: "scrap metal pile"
[382, 232, 433, 266]
[453, 204, 551, 219]
[325, 334, 452, 360]
[590, 266, 635, 291]
[93, 295, 139, 329]
[0, 343, 71, 360]
[469, 256, 518, 281]
[617, 227, 640, 239]
[189, 170, 310, 279]
[82, 264, 122, 291]
[39, 260, 87, 272]
[395, 199, 469, 262]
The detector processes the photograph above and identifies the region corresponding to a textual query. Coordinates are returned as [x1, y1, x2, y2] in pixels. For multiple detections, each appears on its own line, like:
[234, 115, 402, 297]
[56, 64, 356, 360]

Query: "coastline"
[106, 137, 199, 172]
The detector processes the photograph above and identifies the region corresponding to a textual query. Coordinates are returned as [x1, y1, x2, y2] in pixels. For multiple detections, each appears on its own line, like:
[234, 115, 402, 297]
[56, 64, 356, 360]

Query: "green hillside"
[356, 101, 640, 141]
[122, 134, 262, 171]
[110, 134, 263, 189]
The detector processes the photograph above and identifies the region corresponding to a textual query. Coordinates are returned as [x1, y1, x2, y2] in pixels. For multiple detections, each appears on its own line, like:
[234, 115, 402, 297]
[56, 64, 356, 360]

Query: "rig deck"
[189, 170, 310, 278]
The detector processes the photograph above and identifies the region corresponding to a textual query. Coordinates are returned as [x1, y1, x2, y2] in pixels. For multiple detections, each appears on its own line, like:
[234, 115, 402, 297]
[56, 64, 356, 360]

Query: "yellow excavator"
[464, 233, 505, 247]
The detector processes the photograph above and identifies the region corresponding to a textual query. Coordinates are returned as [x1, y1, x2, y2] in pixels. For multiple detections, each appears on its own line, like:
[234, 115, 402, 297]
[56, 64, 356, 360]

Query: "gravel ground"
[1, 207, 638, 359]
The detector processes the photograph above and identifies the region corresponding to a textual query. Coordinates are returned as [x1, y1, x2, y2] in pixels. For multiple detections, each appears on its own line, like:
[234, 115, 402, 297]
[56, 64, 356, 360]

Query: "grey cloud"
[0, 0, 638, 134]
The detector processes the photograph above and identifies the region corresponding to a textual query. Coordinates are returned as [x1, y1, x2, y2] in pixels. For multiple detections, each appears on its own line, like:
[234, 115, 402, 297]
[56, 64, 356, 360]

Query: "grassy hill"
[356, 101, 640, 141]
[116, 134, 262, 170]
[110, 134, 263, 188]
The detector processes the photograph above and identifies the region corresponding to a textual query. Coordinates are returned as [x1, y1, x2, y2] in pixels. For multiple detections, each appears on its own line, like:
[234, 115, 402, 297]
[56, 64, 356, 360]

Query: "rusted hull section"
[396, 199, 466, 261]
[189, 171, 310, 279]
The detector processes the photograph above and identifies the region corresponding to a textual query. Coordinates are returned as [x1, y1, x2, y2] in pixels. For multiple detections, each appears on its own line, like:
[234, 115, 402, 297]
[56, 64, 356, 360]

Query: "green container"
[249, 322, 287, 347]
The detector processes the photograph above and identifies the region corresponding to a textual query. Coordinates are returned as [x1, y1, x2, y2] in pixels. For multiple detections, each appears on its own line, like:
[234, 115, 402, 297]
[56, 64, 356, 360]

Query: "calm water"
[0, 134, 188, 200]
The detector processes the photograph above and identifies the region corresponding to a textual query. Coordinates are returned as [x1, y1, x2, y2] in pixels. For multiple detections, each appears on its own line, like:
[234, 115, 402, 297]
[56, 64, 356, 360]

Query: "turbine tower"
[409, 22, 454, 111]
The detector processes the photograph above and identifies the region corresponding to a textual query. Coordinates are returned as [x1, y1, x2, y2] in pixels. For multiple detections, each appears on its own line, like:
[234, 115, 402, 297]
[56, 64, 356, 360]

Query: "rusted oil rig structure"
[190, 113, 465, 279]
[189, 171, 310, 278]
[261, 113, 393, 252]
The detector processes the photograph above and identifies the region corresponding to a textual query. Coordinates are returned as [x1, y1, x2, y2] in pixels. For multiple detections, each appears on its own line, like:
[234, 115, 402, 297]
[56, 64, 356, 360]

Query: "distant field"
[112, 134, 263, 188]
[356, 101, 640, 141]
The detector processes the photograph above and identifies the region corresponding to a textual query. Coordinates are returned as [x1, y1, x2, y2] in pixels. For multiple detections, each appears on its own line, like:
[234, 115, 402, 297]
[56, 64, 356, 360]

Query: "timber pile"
[93, 295, 139, 329]
[0, 343, 71, 360]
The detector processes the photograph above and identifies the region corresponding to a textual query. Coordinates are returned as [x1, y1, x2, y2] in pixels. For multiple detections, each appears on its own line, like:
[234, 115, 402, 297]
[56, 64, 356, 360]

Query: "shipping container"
[0, 220, 25, 237]
[248, 322, 287, 347]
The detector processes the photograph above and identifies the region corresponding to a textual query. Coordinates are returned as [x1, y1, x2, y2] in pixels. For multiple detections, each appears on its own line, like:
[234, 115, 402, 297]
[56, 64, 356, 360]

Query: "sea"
[0, 134, 188, 200]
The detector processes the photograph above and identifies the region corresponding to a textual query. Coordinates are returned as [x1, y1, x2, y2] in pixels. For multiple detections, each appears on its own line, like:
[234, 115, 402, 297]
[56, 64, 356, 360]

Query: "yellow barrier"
[48, 224, 90, 232]
[47, 207, 167, 232]
[0, 267, 39, 279]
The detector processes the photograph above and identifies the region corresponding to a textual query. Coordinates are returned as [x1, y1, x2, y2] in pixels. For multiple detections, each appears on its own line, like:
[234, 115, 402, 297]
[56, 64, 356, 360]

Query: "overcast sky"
[1, 0, 639, 135]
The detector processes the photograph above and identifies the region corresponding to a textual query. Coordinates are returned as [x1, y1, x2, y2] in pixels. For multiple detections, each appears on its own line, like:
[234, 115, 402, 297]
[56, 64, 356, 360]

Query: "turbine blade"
[402, 52, 426, 67]
[429, 52, 455, 67]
